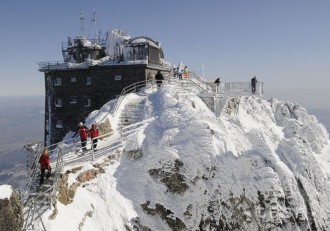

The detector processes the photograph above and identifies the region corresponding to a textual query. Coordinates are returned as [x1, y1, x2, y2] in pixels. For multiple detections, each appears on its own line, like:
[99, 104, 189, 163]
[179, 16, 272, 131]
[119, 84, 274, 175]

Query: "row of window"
[54, 76, 91, 86]
[55, 98, 91, 107]
[53, 75, 122, 86]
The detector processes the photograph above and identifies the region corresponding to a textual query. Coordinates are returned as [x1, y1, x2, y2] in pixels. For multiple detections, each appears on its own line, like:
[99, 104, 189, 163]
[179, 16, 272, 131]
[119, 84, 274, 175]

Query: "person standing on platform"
[183, 66, 189, 79]
[214, 78, 220, 94]
[38, 148, 51, 185]
[155, 70, 164, 89]
[89, 123, 99, 151]
[72, 122, 89, 152]
[251, 76, 257, 94]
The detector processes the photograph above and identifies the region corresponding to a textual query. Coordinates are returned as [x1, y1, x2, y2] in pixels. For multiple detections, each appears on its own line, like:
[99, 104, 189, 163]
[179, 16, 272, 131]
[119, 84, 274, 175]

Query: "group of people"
[172, 65, 188, 80]
[155, 65, 189, 90]
[72, 122, 99, 152]
[38, 122, 100, 185]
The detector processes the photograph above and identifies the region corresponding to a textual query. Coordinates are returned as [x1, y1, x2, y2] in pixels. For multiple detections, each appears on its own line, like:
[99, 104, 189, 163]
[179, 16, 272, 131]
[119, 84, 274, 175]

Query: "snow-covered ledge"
[0, 185, 12, 199]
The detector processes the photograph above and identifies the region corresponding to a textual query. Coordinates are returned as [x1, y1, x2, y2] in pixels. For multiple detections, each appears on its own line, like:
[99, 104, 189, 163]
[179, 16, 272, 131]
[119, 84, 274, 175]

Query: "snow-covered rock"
[0, 185, 23, 231]
[41, 85, 330, 231]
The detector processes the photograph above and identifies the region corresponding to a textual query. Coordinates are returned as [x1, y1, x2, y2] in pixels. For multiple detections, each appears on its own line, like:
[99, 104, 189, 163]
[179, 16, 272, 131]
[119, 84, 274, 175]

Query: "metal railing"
[223, 82, 263, 95]
[181, 72, 264, 96]
[96, 79, 154, 126]
[112, 79, 153, 116]
[38, 62, 70, 71]
[20, 117, 154, 230]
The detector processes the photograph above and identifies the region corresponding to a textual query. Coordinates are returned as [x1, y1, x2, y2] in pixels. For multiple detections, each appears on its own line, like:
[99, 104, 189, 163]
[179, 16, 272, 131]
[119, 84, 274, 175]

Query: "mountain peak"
[35, 84, 330, 230]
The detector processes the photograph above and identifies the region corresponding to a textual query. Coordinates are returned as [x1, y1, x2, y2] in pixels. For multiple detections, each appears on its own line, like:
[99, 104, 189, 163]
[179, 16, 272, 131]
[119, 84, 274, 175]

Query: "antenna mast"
[80, 8, 84, 37]
[91, 9, 98, 42]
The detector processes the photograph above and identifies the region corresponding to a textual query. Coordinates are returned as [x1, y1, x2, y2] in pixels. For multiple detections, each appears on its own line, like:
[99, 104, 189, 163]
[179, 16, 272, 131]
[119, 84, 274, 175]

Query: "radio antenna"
[91, 9, 98, 42]
[80, 8, 84, 37]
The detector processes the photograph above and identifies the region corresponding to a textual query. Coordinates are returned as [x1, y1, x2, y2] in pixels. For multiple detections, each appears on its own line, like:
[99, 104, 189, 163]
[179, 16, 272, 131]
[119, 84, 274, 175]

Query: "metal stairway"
[19, 119, 151, 230]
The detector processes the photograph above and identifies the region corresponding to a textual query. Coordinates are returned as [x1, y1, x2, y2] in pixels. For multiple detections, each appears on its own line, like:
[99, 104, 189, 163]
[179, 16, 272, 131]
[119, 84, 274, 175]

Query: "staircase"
[118, 94, 147, 129]
[169, 77, 196, 99]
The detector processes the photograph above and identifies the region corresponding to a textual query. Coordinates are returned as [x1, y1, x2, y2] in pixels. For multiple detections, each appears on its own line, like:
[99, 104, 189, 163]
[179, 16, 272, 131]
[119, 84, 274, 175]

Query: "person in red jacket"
[89, 123, 99, 150]
[39, 148, 51, 185]
[72, 122, 89, 152]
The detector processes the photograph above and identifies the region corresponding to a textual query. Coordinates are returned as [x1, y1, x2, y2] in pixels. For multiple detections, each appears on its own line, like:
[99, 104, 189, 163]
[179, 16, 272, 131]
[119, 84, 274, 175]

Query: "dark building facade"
[39, 29, 170, 145]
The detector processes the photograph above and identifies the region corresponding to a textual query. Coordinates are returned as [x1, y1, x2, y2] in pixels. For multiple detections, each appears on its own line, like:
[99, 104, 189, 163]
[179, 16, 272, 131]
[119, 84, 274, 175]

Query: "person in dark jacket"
[251, 76, 257, 93]
[155, 70, 164, 89]
[72, 122, 89, 152]
[89, 123, 99, 150]
[214, 78, 220, 94]
[39, 148, 51, 185]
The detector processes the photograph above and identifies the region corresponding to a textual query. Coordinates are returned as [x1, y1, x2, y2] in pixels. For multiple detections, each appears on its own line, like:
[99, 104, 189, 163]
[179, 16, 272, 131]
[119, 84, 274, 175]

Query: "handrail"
[223, 82, 264, 95]
[96, 79, 153, 125]
[20, 136, 79, 201]
[20, 115, 155, 230]
[46, 119, 150, 200]
[112, 79, 153, 116]
[185, 71, 215, 93]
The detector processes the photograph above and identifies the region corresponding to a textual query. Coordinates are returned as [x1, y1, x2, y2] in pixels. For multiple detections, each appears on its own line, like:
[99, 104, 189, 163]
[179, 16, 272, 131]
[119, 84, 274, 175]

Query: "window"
[56, 120, 63, 128]
[85, 76, 92, 85]
[115, 75, 122, 81]
[70, 97, 77, 104]
[47, 76, 52, 86]
[85, 98, 91, 107]
[55, 98, 62, 107]
[54, 77, 62, 86]
[70, 77, 77, 83]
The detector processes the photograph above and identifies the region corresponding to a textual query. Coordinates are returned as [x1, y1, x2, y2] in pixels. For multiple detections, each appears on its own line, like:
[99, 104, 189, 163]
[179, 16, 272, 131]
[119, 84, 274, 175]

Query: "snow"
[48, 161, 138, 230]
[0, 184, 12, 199]
[37, 83, 330, 230]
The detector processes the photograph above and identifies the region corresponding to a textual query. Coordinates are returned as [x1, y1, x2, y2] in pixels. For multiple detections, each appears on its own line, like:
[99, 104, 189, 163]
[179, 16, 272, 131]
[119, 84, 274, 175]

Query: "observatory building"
[39, 29, 170, 145]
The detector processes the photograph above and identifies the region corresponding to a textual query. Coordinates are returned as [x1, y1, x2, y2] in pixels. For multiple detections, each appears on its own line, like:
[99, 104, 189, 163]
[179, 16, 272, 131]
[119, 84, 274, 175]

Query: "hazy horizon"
[0, 100, 44, 187]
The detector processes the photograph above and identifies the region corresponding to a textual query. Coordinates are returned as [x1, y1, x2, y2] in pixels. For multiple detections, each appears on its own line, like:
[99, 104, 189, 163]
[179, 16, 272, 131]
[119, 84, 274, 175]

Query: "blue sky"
[0, 1, 329, 108]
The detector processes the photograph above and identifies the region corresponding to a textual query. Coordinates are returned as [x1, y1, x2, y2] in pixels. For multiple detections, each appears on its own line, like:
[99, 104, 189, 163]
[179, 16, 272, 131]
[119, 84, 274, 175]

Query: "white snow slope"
[41, 85, 330, 231]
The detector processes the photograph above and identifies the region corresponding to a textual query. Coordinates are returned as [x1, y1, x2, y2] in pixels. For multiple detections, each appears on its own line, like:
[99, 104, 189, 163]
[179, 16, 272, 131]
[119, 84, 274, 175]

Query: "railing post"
[48, 194, 52, 210]
[91, 138, 95, 161]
